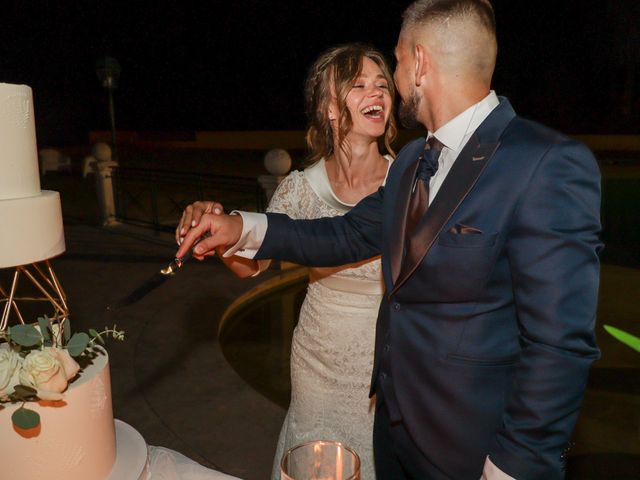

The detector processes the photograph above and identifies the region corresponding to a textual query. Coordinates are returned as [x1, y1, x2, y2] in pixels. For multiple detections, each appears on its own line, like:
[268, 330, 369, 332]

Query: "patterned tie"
[405, 136, 443, 239]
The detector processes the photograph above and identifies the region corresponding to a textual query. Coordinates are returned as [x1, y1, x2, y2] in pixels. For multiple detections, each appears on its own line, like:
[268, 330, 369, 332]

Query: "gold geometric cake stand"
[0, 259, 69, 332]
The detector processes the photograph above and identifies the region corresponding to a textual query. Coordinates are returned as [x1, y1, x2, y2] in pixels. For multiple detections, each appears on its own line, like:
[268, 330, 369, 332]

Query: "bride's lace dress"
[269, 158, 389, 480]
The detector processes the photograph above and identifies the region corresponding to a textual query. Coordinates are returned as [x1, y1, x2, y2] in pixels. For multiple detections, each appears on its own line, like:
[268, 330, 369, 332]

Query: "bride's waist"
[311, 272, 384, 296]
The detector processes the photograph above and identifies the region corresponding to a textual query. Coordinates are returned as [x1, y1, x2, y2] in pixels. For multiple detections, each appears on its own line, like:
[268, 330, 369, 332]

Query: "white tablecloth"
[147, 446, 242, 480]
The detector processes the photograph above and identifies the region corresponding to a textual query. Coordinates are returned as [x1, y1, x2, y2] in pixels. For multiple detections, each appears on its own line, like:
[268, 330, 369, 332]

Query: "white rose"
[0, 344, 22, 397]
[19, 347, 80, 401]
[52, 348, 80, 381]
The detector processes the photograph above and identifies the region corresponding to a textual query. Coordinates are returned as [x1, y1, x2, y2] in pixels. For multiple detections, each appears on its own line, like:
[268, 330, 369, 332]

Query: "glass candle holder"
[280, 440, 360, 480]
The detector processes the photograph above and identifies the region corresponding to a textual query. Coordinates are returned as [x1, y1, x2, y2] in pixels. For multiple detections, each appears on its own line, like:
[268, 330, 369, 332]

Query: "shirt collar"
[429, 91, 499, 153]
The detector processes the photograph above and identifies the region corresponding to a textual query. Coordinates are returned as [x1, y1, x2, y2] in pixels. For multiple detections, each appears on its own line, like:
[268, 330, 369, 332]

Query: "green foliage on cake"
[0, 315, 124, 431]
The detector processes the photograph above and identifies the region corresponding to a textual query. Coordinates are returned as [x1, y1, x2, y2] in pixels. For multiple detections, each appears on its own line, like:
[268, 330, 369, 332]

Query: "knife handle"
[175, 244, 195, 266]
[163, 233, 211, 274]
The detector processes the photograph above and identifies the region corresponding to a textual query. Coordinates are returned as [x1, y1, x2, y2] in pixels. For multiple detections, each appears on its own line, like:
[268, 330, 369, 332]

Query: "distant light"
[95, 56, 121, 89]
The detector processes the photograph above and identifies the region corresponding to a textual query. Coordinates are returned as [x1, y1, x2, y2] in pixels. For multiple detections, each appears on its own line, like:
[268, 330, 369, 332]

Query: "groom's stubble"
[398, 88, 422, 130]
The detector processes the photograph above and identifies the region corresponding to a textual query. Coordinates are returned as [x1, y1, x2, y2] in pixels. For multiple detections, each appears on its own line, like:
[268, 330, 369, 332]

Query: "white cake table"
[112, 419, 242, 480]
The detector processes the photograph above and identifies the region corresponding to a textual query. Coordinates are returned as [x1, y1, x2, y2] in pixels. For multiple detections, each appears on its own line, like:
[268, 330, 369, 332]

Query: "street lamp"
[95, 56, 121, 161]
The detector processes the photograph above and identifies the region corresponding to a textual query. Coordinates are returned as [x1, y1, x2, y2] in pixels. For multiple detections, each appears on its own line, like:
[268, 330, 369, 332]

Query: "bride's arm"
[216, 246, 264, 278]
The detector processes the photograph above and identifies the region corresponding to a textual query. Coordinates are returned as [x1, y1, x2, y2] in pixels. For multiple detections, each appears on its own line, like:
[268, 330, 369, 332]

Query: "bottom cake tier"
[0, 347, 117, 480]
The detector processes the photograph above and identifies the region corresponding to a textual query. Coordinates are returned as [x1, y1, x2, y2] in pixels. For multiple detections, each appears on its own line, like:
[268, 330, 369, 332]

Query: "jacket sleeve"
[255, 186, 385, 266]
[489, 138, 602, 479]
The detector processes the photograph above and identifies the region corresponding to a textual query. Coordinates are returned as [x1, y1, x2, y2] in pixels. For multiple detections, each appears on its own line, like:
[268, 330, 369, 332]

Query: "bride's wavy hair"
[304, 43, 397, 166]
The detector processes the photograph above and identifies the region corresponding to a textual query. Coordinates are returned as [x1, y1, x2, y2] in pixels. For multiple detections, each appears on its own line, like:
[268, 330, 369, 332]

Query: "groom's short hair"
[401, 0, 497, 83]
[401, 0, 496, 38]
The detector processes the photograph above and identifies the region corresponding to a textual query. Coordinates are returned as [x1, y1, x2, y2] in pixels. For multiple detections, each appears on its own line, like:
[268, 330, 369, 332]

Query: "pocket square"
[448, 223, 483, 235]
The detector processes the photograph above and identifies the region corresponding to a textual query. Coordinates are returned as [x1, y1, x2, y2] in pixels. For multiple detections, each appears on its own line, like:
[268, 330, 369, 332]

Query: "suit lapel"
[391, 137, 500, 296]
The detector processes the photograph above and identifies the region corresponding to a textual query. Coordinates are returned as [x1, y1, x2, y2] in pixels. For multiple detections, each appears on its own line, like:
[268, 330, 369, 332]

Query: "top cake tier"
[0, 83, 41, 201]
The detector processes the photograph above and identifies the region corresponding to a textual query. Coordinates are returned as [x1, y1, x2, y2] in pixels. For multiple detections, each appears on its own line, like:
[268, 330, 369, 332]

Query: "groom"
[177, 1, 602, 478]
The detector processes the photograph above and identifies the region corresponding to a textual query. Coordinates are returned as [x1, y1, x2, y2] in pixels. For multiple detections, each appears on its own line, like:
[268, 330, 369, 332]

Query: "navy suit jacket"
[256, 98, 602, 479]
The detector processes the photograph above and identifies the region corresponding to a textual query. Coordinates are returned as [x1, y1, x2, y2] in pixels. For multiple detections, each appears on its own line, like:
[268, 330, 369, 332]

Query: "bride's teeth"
[363, 105, 383, 114]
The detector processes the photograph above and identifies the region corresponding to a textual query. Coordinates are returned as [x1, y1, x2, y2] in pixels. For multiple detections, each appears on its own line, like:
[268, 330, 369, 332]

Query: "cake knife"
[107, 235, 207, 310]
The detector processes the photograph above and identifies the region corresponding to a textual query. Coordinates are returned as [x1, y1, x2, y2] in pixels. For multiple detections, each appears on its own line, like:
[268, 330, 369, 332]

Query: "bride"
[177, 43, 396, 479]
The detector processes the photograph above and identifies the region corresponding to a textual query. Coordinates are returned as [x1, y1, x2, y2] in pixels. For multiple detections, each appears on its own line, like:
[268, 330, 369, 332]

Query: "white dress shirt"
[426, 91, 499, 205]
[223, 91, 514, 480]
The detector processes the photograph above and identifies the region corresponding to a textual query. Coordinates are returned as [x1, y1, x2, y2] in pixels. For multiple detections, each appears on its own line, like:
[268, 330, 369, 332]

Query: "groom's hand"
[176, 200, 224, 245]
[175, 212, 243, 261]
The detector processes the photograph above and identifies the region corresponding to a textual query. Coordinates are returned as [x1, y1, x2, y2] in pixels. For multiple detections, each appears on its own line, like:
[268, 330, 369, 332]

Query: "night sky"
[2, 1, 638, 147]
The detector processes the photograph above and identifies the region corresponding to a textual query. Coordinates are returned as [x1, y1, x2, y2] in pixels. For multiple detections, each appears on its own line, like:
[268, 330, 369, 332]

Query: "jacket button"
[393, 302, 401, 311]
[384, 344, 390, 352]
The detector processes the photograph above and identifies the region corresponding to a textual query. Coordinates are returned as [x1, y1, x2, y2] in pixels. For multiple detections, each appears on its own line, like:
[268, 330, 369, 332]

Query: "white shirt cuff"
[480, 457, 516, 480]
[222, 211, 268, 259]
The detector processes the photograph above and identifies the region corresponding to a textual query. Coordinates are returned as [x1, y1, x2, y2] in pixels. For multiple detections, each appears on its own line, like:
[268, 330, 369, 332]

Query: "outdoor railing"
[112, 167, 266, 232]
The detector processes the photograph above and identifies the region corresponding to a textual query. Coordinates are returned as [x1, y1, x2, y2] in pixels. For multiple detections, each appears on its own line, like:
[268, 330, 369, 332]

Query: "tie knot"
[417, 136, 442, 181]
[426, 136, 443, 152]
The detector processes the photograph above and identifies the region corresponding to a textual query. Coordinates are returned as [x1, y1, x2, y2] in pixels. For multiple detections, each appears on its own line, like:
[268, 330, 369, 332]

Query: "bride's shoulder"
[279, 169, 306, 188]
[268, 168, 316, 217]
[271, 169, 307, 199]
[284, 169, 305, 180]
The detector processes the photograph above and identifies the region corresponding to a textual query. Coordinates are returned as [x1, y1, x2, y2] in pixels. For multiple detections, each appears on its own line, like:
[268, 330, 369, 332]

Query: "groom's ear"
[414, 43, 429, 87]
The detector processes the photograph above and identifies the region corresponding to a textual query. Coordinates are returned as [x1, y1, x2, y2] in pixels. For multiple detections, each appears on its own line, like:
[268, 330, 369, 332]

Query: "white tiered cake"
[0, 83, 148, 480]
[0, 83, 65, 269]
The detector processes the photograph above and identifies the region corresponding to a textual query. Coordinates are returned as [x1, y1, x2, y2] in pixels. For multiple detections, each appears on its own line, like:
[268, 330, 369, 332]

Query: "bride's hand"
[176, 200, 224, 245]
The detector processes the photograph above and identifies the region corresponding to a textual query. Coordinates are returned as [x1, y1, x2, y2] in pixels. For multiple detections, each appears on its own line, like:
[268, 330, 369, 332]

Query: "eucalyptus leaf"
[89, 329, 105, 345]
[64, 319, 72, 342]
[8, 325, 42, 347]
[37, 317, 51, 341]
[12, 407, 40, 430]
[67, 332, 90, 357]
[13, 385, 38, 400]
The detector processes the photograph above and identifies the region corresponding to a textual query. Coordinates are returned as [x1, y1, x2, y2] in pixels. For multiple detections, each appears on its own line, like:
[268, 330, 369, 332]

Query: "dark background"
[2, 0, 638, 147]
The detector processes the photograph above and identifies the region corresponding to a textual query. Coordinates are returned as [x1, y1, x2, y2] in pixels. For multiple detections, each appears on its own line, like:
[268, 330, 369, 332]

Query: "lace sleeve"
[266, 171, 306, 219]
[257, 171, 306, 273]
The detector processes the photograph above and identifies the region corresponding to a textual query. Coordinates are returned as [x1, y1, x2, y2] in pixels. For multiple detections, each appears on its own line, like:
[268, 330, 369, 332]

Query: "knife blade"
[107, 236, 206, 310]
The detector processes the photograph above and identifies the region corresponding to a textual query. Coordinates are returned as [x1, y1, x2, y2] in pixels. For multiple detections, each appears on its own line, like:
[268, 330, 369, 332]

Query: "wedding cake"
[0, 83, 65, 268]
[0, 83, 147, 479]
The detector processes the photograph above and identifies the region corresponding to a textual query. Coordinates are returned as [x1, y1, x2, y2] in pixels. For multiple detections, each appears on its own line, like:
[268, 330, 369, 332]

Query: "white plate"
[108, 419, 150, 480]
